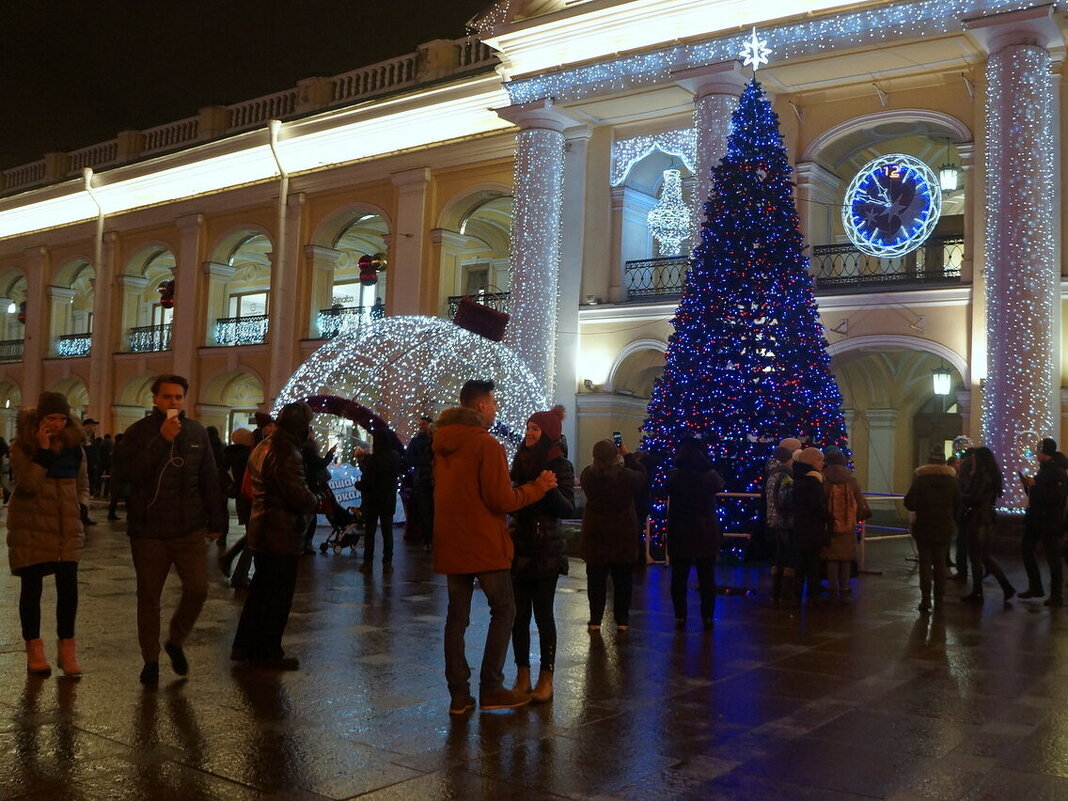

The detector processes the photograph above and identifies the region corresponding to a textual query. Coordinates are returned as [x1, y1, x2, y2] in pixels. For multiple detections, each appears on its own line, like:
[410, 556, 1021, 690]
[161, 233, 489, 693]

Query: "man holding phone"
[115, 374, 226, 685]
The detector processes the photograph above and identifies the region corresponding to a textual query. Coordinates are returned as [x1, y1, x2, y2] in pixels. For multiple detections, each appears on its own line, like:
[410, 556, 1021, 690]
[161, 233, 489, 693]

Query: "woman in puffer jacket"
[7, 392, 89, 677]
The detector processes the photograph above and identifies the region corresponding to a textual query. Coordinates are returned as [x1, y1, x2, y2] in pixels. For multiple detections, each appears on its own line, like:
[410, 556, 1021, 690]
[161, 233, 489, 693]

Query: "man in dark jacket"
[791, 447, 830, 604]
[115, 374, 227, 686]
[1019, 438, 1068, 605]
[904, 445, 962, 613]
[231, 402, 319, 669]
[358, 428, 402, 573]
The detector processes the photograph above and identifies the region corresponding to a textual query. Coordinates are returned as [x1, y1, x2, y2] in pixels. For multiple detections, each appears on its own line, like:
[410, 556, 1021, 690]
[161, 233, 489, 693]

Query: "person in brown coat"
[6, 392, 89, 677]
[580, 439, 646, 631]
[821, 447, 871, 603]
[903, 445, 962, 614]
[432, 379, 556, 714]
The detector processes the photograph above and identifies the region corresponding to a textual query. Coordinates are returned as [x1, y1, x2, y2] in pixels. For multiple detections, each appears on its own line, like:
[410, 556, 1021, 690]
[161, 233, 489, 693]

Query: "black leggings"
[512, 574, 559, 672]
[19, 561, 78, 641]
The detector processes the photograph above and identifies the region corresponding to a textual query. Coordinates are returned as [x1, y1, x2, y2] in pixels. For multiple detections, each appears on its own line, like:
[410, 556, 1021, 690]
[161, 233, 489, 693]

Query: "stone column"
[389, 168, 431, 316]
[865, 409, 897, 495]
[268, 193, 307, 400]
[967, 7, 1063, 507]
[173, 214, 206, 385]
[794, 162, 841, 260]
[117, 275, 150, 344]
[430, 228, 468, 303]
[496, 100, 575, 397]
[47, 286, 75, 356]
[556, 126, 592, 451]
[88, 231, 118, 424]
[21, 247, 50, 400]
[674, 62, 746, 220]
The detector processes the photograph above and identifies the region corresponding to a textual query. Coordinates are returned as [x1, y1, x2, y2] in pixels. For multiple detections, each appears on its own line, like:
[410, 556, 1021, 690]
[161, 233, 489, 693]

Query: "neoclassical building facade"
[0, 0, 1064, 504]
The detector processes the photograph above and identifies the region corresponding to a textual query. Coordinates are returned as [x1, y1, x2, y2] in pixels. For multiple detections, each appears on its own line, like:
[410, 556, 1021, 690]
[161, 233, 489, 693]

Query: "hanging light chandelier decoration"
[647, 168, 692, 256]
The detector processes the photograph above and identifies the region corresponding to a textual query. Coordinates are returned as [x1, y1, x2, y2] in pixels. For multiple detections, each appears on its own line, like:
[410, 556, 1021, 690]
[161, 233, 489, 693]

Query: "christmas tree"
[642, 77, 848, 545]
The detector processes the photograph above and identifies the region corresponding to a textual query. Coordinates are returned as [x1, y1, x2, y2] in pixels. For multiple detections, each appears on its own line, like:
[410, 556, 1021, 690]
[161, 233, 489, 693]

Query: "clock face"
[842, 154, 942, 258]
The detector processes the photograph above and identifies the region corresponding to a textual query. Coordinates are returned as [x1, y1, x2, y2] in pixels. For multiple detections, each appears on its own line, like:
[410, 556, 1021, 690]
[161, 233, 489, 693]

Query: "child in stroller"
[319, 483, 364, 554]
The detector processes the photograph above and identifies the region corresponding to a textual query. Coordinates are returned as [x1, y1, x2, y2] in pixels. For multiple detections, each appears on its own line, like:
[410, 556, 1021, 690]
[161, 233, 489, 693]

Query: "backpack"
[826, 481, 858, 534]
[775, 475, 794, 519]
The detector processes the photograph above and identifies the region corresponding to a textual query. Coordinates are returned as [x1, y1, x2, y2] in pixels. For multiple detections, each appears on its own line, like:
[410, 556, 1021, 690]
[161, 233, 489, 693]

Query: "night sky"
[0, 0, 494, 171]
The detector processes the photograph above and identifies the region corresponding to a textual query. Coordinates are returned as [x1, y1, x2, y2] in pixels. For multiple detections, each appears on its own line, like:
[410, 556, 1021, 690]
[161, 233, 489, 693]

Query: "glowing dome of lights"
[274, 315, 546, 451]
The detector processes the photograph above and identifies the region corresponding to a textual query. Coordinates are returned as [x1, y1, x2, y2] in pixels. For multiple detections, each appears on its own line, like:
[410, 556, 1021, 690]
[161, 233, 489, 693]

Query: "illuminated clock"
[841, 153, 942, 258]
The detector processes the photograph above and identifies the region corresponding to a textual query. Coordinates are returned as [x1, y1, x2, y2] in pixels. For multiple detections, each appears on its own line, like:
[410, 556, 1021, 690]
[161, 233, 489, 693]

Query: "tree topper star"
[740, 28, 772, 70]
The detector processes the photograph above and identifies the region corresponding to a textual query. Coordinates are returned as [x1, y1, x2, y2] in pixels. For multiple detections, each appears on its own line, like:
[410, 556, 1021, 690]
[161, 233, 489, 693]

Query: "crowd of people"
[4, 378, 1067, 714]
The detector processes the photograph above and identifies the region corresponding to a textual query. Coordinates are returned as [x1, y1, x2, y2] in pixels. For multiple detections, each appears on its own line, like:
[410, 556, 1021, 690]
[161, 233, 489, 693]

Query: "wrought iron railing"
[128, 324, 173, 353]
[214, 315, 269, 346]
[56, 333, 91, 358]
[810, 234, 966, 290]
[624, 257, 689, 300]
[0, 339, 23, 363]
[316, 304, 384, 339]
[446, 291, 511, 318]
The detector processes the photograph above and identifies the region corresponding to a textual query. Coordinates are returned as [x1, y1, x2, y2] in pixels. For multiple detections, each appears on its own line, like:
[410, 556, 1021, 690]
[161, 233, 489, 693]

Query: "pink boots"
[25, 639, 51, 676]
[57, 638, 82, 676]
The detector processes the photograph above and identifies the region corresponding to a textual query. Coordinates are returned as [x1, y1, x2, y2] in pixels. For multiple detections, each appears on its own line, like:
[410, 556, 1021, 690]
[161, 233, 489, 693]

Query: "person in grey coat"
[904, 445, 962, 614]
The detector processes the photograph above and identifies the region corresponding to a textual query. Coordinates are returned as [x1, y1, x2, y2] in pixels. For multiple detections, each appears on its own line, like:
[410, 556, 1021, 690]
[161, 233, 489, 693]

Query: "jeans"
[1022, 519, 1064, 599]
[670, 555, 716, 620]
[130, 531, 208, 663]
[18, 561, 78, 641]
[232, 552, 299, 661]
[512, 574, 559, 671]
[362, 504, 394, 564]
[916, 540, 949, 605]
[968, 522, 1013, 596]
[445, 570, 515, 698]
[586, 562, 633, 626]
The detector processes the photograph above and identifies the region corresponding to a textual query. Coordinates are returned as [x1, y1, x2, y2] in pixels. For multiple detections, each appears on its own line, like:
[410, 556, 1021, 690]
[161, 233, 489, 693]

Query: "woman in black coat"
[959, 447, 1015, 605]
[791, 448, 831, 604]
[580, 439, 646, 631]
[508, 407, 574, 703]
[357, 429, 401, 573]
[666, 439, 723, 630]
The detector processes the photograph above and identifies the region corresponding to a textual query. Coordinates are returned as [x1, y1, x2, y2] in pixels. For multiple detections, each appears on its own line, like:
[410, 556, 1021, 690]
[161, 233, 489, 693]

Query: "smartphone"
[612, 431, 622, 447]
[166, 408, 179, 420]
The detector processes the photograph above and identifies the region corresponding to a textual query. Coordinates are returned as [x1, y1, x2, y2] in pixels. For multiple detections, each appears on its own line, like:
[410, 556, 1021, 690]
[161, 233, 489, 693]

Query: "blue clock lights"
[842, 153, 942, 258]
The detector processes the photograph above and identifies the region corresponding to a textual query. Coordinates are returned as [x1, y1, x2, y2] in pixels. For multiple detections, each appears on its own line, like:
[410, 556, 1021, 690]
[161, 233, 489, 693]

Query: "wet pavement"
[3, 507, 1068, 800]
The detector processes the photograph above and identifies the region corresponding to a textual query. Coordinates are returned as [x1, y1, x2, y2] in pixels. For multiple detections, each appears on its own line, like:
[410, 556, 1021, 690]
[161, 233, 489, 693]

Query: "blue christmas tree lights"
[642, 78, 849, 548]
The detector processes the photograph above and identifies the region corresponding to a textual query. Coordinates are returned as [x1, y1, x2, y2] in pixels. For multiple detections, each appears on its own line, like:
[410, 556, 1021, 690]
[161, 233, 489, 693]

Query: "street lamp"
[932, 366, 952, 396]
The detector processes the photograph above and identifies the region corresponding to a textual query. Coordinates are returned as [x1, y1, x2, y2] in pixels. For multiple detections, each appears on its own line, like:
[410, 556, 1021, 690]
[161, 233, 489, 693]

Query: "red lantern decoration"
[158, 279, 175, 309]
[358, 253, 388, 287]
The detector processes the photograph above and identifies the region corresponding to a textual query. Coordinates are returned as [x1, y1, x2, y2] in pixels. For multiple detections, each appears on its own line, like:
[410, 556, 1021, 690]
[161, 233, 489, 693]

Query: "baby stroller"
[318, 484, 364, 554]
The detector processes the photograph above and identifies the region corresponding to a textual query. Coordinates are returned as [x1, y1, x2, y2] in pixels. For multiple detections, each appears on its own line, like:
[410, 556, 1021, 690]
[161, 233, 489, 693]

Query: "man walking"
[433, 379, 556, 714]
[115, 374, 226, 685]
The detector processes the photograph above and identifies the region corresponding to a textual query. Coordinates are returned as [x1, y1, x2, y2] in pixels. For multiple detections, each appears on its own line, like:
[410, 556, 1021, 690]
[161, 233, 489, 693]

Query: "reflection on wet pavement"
[3, 511, 1068, 800]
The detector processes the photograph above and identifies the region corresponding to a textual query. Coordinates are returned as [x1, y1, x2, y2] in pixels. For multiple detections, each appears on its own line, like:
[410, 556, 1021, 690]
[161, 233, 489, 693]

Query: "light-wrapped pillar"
[496, 100, 575, 397]
[969, 8, 1062, 508]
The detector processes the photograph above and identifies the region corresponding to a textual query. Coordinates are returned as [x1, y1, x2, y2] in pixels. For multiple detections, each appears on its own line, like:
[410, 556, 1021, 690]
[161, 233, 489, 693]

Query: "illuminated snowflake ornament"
[274, 316, 547, 455]
[740, 28, 772, 70]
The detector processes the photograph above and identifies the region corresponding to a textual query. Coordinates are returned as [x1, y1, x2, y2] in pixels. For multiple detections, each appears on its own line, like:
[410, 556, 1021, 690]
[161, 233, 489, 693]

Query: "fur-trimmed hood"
[914, 463, 956, 477]
[15, 407, 86, 453]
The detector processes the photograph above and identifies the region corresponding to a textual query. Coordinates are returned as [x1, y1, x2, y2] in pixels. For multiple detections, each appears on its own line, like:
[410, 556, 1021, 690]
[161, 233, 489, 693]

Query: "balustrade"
[446, 291, 510, 318]
[56, 333, 91, 358]
[128, 324, 173, 353]
[214, 315, 269, 346]
[0, 339, 23, 363]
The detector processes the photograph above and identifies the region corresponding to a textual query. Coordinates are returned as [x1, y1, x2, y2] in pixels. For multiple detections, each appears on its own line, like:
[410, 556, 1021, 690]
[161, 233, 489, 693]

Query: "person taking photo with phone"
[114, 374, 227, 686]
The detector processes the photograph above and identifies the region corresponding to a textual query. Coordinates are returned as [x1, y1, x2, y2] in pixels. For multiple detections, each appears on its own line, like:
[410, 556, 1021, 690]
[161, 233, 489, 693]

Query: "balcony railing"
[810, 235, 966, 291]
[56, 333, 91, 358]
[446, 291, 511, 318]
[0, 339, 23, 363]
[214, 315, 269, 346]
[317, 304, 384, 339]
[129, 324, 173, 353]
[624, 257, 689, 300]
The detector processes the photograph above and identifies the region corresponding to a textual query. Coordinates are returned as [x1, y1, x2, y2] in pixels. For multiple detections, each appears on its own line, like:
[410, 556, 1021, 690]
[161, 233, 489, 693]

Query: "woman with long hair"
[508, 406, 574, 703]
[959, 447, 1016, 605]
[7, 392, 89, 676]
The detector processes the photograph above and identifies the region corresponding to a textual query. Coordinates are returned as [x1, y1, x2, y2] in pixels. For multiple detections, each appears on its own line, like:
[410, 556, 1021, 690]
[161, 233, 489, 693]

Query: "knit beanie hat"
[37, 392, 70, 418]
[927, 444, 946, 464]
[592, 439, 620, 467]
[796, 447, 823, 467]
[824, 447, 847, 466]
[1040, 438, 1058, 457]
[527, 405, 565, 444]
[779, 437, 802, 453]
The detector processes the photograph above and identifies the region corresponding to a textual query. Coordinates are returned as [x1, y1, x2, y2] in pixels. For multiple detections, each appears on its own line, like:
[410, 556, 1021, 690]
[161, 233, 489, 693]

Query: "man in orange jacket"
[433, 379, 556, 714]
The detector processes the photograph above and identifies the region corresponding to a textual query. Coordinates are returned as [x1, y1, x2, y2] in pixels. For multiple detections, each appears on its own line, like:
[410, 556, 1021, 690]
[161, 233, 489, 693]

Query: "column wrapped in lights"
[647, 169, 691, 256]
[498, 101, 571, 396]
[981, 41, 1058, 509]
